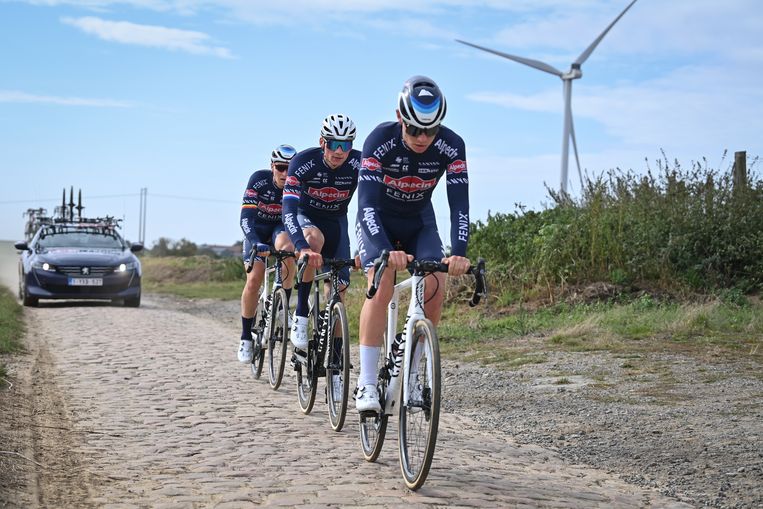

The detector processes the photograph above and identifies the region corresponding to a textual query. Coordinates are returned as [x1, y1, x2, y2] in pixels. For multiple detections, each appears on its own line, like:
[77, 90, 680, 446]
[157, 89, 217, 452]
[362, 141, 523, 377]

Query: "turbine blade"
[574, 0, 638, 66]
[456, 39, 564, 77]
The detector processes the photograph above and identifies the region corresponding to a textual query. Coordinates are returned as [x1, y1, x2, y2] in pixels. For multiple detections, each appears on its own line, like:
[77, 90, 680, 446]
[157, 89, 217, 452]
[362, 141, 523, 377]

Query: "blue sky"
[1, 0, 761, 249]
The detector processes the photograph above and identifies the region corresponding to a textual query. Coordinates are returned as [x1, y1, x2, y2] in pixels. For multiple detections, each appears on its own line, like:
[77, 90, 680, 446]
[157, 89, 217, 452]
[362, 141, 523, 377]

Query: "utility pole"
[139, 187, 148, 244]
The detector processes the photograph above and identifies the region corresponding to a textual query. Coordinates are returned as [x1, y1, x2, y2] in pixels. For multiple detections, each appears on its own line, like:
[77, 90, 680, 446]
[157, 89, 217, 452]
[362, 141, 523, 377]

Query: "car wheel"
[21, 284, 38, 307]
[124, 293, 141, 308]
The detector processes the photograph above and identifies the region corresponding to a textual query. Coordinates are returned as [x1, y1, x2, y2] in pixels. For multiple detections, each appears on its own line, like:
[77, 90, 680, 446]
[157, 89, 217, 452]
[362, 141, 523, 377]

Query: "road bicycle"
[246, 247, 295, 390]
[358, 250, 486, 490]
[291, 255, 357, 431]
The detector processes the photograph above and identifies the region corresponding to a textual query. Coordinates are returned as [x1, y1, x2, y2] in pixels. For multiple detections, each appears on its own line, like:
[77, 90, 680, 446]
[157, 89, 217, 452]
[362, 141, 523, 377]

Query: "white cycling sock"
[358, 345, 381, 387]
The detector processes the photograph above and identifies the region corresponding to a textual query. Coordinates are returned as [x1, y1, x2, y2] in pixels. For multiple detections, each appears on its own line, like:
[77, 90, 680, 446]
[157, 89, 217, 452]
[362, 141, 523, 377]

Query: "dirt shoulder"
[0, 314, 94, 508]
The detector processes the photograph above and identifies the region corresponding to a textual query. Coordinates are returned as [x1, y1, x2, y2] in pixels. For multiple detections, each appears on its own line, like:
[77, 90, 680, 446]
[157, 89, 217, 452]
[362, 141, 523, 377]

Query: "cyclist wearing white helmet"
[354, 76, 471, 412]
[282, 114, 361, 354]
[237, 144, 298, 363]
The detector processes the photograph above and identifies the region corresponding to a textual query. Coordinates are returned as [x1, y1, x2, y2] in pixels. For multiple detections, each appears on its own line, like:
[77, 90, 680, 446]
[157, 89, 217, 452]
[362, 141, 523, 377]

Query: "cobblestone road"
[21, 296, 693, 508]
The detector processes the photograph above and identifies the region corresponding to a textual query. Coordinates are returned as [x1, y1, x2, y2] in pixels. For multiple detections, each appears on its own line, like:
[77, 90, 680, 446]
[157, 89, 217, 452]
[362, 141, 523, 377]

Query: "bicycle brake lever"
[468, 258, 487, 307]
[366, 250, 389, 299]
[296, 253, 309, 283]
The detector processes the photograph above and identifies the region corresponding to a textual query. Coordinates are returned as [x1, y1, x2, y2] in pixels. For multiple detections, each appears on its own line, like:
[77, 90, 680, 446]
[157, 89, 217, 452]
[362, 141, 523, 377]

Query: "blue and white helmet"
[397, 75, 447, 129]
[320, 114, 357, 141]
[271, 144, 297, 164]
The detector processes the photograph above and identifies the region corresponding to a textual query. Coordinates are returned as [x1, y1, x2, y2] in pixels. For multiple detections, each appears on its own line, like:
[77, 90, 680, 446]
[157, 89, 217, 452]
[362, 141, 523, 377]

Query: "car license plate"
[68, 277, 103, 286]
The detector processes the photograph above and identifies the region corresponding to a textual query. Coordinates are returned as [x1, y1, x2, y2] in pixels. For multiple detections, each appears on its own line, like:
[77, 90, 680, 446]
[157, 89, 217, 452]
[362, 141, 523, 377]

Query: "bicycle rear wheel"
[326, 301, 350, 432]
[399, 318, 440, 490]
[267, 288, 288, 390]
[250, 301, 266, 379]
[296, 307, 319, 414]
[359, 340, 388, 462]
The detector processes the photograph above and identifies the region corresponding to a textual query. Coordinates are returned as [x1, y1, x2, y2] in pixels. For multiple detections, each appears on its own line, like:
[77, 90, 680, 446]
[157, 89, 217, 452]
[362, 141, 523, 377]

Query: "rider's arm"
[240, 172, 261, 243]
[357, 135, 393, 253]
[282, 158, 310, 253]
[445, 135, 469, 257]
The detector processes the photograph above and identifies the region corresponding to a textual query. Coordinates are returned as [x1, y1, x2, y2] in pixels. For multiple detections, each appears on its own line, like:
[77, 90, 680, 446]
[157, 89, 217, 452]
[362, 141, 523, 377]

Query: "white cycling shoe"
[291, 317, 309, 350]
[237, 339, 253, 363]
[355, 384, 381, 413]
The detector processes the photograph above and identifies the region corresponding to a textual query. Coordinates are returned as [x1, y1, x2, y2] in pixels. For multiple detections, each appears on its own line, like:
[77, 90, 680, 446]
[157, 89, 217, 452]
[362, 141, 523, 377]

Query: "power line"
[0, 193, 141, 205]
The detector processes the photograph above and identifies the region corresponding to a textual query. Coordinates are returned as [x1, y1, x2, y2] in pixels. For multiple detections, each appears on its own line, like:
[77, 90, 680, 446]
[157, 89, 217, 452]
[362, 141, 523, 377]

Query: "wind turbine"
[457, 0, 638, 195]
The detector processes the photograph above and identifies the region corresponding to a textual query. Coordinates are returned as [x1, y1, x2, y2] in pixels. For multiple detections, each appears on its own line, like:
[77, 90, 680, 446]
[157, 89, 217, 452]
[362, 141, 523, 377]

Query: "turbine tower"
[457, 0, 638, 194]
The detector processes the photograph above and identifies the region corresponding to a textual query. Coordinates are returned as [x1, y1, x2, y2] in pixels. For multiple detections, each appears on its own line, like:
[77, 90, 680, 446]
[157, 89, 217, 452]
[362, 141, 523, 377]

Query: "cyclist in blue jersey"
[354, 76, 471, 412]
[238, 144, 298, 363]
[282, 114, 361, 354]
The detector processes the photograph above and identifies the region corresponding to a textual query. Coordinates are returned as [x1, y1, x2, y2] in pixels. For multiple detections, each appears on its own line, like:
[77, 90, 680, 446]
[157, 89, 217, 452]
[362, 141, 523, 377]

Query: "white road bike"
[358, 250, 486, 490]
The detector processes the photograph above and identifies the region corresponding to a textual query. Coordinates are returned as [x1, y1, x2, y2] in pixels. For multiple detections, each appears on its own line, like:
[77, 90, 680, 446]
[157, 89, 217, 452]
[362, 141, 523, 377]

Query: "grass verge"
[0, 286, 25, 384]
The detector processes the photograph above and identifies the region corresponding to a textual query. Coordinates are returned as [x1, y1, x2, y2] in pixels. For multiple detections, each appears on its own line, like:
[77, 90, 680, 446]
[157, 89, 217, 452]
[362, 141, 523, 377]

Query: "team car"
[14, 216, 143, 307]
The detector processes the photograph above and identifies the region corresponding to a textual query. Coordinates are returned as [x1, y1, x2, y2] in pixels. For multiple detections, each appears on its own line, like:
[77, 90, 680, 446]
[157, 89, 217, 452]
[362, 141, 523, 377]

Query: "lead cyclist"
[354, 76, 471, 413]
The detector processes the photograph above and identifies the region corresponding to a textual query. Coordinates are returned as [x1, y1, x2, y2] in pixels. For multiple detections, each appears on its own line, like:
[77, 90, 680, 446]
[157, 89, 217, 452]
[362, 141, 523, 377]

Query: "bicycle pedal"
[358, 410, 379, 420]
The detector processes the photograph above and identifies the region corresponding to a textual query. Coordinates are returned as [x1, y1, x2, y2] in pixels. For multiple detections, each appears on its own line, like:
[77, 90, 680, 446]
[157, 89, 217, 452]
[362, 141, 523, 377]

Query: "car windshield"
[37, 229, 124, 250]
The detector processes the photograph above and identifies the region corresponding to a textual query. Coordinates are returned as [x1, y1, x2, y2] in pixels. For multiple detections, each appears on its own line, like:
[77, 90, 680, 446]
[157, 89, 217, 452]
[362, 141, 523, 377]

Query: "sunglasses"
[403, 121, 439, 138]
[324, 139, 353, 152]
[273, 164, 289, 173]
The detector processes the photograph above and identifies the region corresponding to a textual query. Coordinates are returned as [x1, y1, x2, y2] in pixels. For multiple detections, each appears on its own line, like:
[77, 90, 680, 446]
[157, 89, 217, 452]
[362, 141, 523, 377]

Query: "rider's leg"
[239, 256, 265, 362]
[274, 230, 296, 303]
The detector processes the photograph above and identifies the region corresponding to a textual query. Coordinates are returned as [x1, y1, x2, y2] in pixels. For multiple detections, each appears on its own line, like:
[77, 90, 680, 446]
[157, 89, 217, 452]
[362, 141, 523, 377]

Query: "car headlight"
[32, 261, 56, 271]
[117, 262, 137, 272]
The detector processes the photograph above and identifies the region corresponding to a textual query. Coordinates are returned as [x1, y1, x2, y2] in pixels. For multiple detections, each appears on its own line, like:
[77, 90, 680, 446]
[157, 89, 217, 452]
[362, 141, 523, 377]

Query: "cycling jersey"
[283, 147, 361, 252]
[240, 169, 285, 262]
[355, 121, 469, 259]
[240, 169, 284, 239]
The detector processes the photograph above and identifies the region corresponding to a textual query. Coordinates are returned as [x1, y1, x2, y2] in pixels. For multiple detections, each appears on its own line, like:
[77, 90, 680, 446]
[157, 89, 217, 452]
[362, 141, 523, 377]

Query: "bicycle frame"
[381, 270, 428, 415]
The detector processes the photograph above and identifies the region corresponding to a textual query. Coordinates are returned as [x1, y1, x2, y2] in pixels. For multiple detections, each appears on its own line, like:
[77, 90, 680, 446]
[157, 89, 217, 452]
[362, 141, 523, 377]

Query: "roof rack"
[24, 187, 123, 241]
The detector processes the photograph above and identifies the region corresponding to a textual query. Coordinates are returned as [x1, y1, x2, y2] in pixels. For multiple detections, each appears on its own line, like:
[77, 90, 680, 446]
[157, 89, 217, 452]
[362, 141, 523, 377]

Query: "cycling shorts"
[298, 213, 351, 287]
[242, 223, 286, 264]
[356, 202, 445, 271]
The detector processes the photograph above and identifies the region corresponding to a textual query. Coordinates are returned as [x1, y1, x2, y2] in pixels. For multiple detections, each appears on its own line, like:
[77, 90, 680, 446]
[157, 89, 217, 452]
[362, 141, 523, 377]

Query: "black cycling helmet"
[397, 75, 447, 129]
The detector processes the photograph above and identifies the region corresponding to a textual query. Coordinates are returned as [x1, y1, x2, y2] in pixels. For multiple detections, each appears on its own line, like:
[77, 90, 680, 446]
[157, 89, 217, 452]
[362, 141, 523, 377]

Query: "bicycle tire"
[359, 336, 389, 462]
[250, 300, 266, 379]
[326, 301, 350, 432]
[267, 288, 289, 390]
[399, 318, 440, 490]
[296, 303, 319, 414]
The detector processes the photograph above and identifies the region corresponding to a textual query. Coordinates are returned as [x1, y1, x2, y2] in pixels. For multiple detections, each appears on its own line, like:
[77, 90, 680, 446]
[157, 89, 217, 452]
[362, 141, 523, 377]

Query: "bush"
[468, 153, 762, 300]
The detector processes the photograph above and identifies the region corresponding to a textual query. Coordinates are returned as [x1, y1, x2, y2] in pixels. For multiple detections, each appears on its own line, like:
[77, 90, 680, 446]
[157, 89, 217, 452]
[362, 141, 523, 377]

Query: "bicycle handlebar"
[366, 250, 488, 306]
[245, 245, 295, 273]
[296, 255, 357, 284]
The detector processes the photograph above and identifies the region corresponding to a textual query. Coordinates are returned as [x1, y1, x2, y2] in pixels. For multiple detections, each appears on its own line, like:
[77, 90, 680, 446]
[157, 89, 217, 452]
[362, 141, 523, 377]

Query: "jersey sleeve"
[240, 173, 259, 242]
[282, 158, 310, 252]
[445, 137, 469, 257]
[356, 133, 393, 252]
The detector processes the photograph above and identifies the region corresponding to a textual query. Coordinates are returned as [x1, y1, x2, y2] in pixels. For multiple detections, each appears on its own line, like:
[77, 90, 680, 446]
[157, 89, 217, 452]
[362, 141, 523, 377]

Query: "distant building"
[199, 243, 241, 258]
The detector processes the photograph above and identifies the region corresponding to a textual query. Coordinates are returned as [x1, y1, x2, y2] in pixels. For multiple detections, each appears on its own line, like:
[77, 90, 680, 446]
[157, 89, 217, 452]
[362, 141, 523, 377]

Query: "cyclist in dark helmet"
[354, 76, 471, 412]
[237, 144, 298, 363]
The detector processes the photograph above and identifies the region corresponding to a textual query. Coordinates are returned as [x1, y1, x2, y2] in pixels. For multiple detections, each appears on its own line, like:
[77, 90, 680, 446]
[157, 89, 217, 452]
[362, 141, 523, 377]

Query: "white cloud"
[0, 89, 133, 107]
[61, 16, 234, 58]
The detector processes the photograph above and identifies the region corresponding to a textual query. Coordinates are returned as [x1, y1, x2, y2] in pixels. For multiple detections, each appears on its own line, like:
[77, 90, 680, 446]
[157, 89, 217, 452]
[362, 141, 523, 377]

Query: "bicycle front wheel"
[326, 301, 350, 432]
[399, 318, 440, 490]
[250, 301, 266, 380]
[267, 288, 289, 390]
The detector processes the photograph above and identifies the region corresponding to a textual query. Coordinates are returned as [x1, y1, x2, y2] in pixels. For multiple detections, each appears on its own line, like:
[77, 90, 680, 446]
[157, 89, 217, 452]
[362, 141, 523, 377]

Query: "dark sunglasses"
[324, 139, 353, 152]
[273, 164, 289, 173]
[403, 121, 439, 138]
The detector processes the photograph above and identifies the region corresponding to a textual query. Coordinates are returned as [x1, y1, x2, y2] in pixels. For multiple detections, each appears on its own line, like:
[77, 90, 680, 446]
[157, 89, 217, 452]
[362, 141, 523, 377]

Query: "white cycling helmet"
[320, 114, 357, 141]
[397, 75, 447, 129]
[271, 144, 297, 165]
